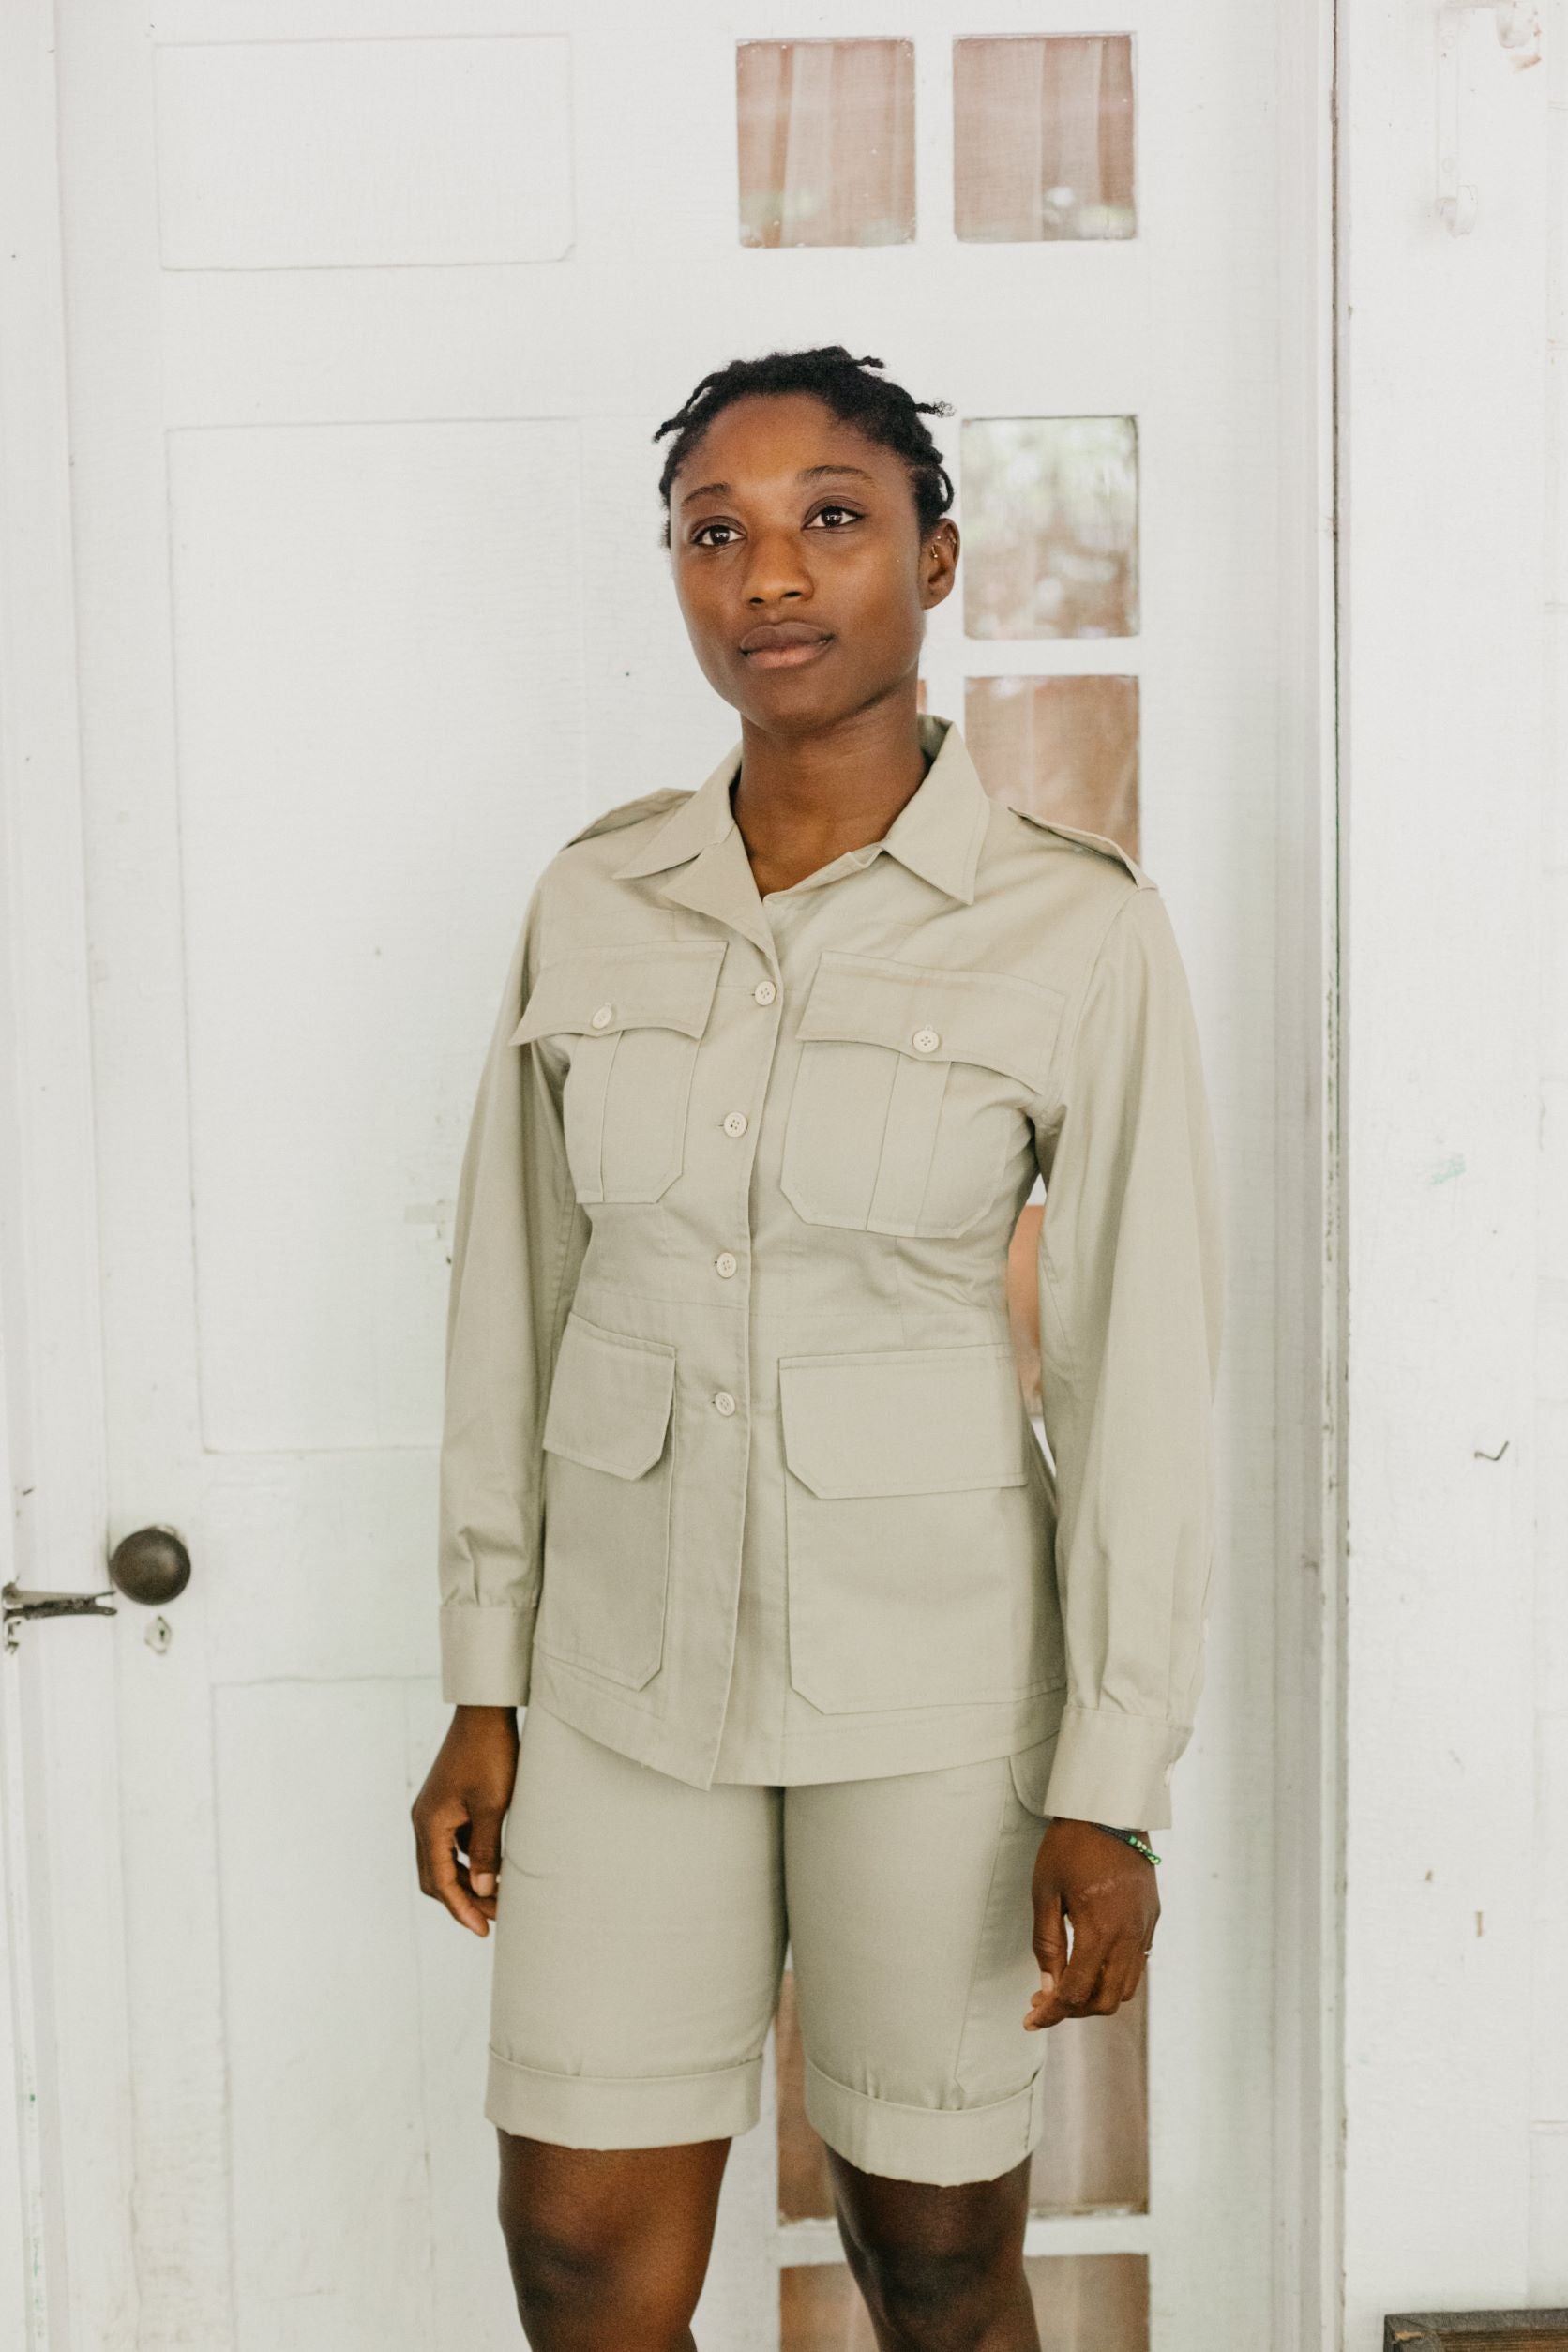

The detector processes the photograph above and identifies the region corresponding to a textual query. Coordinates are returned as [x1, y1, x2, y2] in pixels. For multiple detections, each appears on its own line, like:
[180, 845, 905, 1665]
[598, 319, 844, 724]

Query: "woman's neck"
[730, 697, 932, 894]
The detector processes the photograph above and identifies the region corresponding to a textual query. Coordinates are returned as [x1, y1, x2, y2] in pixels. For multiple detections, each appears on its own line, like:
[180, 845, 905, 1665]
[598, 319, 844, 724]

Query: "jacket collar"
[612, 712, 989, 909]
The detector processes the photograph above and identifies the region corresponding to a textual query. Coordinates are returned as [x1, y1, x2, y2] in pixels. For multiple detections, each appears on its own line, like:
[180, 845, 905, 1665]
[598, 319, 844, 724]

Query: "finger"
[1030, 1918, 1110, 2028]
[412, 1803, 435, 1899]
[1032, 1892, 1068, 1993]
[461, 1806, 505, 1914]
[422, 1803, 489, 1937]
[450, 1853, 498, 1924]
[1057, 1907, 1111, 2008]
[1117, 1956, 1148, 2011]
[1087, 1938, 1139, 2014]
[1088, 1940, 1143, 2015]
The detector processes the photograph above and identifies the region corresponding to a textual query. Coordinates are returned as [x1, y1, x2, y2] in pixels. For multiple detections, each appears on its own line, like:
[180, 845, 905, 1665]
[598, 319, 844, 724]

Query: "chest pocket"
[512, 940, 726, 1203]
[779, 954, 1065, 1238]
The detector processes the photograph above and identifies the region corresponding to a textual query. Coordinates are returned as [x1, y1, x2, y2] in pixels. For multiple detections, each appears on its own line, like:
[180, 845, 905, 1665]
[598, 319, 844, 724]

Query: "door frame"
[1272, 2, 1344, 2348]
[1335, 0, 1550, 2333]
[0, 2, 140, 2346]
[0, 4, 1346, 2346]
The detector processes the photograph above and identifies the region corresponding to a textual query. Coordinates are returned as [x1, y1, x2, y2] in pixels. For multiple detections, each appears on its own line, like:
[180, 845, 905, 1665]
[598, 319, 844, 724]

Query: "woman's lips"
[742, 635, 834, 670]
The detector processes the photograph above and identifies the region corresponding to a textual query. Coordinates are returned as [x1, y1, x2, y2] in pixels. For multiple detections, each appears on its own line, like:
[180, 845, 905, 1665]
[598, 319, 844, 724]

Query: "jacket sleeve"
[436, 877, 588, 1705]
[1031, 882, 1225, 1832]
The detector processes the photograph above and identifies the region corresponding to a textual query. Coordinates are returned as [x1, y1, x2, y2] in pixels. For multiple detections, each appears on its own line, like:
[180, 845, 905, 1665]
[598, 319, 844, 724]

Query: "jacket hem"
[527, 1653, 1070, 1790]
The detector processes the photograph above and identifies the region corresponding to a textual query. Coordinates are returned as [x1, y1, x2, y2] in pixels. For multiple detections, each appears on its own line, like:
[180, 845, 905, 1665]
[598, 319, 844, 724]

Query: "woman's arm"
[1032, 881, 1227, 1834]
[413, 876, 588, 1933]
[1019, 879, 1223, 2020]
[435, 874, 589, 1708]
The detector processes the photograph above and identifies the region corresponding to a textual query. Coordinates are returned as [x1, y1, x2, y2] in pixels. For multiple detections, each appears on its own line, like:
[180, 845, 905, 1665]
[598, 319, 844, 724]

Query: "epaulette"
[1003, 802, 1150, 888]
[562, 787, 692, 848]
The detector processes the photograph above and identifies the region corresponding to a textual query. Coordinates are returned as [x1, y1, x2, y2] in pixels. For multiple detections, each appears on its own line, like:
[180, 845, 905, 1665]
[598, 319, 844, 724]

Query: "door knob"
[108, 1527, 192, 1607]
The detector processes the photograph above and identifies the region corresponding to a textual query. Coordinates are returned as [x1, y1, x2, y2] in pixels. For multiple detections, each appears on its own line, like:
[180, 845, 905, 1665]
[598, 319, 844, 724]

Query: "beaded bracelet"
[1089, 1823, 1162, 1866]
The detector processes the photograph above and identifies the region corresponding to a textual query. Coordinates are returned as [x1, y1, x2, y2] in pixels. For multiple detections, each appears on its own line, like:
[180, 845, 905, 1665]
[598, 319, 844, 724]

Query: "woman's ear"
[922, 520, 960, 608]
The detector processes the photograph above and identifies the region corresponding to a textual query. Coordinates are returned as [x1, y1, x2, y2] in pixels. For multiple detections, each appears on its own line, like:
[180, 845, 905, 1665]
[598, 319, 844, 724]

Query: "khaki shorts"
[486, 1701, 1052, 2187]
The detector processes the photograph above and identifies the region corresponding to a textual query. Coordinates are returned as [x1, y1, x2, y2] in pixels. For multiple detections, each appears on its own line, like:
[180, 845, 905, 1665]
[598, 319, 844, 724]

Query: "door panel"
[169, 419, 583, 1452]
[216, 1680, 520, 2349]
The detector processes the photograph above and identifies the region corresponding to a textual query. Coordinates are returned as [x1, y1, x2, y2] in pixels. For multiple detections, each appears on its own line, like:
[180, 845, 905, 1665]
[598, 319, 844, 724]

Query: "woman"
[412, 344, 1224, 2350]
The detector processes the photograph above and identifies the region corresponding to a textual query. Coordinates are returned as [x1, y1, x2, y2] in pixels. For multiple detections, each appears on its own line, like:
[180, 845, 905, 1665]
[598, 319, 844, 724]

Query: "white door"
[18, 2, 1319, 2344]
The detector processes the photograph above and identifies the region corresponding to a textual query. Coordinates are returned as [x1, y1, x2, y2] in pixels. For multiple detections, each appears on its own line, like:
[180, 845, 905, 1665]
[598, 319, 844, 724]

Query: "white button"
[590, 1003, 613, 1030]
[723, 1110, 748, 1138]
[713, 1389, 737, 1416]
[715, 1251, 738, 1277]
[912, 1026, 941, 1053]
[753, 979, 776, 1005]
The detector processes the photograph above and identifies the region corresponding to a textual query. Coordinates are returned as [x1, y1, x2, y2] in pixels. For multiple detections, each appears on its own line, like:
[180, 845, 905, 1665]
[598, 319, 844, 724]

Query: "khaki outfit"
[437, 710, 1224, 2177]
[487, 1700, 1052, 2183]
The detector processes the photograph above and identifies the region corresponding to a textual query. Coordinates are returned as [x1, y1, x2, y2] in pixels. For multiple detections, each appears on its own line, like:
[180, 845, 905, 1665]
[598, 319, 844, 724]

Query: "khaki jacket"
[436, 713, 1224, 1831]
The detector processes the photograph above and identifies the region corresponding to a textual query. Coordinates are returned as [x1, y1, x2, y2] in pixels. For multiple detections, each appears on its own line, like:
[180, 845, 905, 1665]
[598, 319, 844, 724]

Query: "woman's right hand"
[411, 1703, 520, 1937]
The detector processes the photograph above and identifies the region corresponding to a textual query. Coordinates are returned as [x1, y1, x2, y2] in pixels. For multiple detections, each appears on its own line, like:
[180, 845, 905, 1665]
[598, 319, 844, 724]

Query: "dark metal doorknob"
[108, 1527, 192, 1607]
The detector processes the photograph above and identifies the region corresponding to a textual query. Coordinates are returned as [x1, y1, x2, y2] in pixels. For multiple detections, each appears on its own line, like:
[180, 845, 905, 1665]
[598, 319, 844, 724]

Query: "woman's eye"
[689, 505, 861, 549]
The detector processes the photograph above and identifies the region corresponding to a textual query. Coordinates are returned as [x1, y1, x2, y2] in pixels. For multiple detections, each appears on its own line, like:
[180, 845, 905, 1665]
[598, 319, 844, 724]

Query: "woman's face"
[668, 390, 957, 730]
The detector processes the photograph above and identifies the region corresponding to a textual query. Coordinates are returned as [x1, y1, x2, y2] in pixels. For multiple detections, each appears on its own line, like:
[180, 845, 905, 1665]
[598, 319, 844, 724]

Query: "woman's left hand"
[1023, 1817, 1160, 2030]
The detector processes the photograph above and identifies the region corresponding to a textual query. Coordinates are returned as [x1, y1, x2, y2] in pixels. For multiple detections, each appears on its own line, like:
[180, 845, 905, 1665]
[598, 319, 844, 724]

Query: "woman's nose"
[740, 531, 814, 607]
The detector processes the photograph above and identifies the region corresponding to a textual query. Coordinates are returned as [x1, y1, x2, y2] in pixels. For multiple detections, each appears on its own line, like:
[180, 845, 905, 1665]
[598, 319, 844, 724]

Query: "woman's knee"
[830, 2153, 1034, 2350]
[860, 2236, 1031, 2349]
[500, 2192, 700, 2344]
[496, 2130, 730, 2346]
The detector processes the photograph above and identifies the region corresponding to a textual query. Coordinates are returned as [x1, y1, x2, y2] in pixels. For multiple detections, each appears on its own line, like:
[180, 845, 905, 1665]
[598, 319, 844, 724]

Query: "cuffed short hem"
[802, 2052, 1049, 2188]
[484, 2046, 763, 2149]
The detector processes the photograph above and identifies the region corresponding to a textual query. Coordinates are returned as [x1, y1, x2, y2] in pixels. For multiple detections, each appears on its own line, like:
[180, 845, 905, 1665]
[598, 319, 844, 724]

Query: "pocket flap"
[542, 1314, 675, 1479]
[513, 939, 726, 1048]
[794, 953, 1063, 1094]
[778, 1342, 1028, 1497]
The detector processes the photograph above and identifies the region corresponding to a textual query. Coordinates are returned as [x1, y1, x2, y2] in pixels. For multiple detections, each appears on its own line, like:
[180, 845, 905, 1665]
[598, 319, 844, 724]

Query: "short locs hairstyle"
[653, 345, 955, 551]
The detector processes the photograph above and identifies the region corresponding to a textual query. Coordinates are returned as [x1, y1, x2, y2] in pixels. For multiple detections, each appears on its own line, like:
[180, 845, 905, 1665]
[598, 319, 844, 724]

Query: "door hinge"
[2, 1582, 118, 1650]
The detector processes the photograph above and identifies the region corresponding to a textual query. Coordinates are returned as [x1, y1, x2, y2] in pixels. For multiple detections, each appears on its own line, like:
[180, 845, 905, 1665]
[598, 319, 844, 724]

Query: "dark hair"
[653, 344, 955, 550]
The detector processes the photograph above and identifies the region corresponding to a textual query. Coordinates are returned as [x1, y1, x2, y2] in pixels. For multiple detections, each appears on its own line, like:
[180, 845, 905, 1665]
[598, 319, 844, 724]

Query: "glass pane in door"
[962, 417, 1139, 638]
[955, 35, 1137, 242]
[1028, 1987, 1150, 2215]
[966, 673, 1141, 858]
[737, 38, 915, 247]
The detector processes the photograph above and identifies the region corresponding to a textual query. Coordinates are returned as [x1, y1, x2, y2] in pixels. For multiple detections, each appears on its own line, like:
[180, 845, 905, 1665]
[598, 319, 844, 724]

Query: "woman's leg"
[784, 1752, 1049, 2351]
[496, 2133, 731, 2350]
[826, 2148, 1039, 2352]
[485, 1703, 786, 2341]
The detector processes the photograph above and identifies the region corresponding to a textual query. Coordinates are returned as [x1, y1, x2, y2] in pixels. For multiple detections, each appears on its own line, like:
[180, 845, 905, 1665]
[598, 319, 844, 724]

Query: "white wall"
[1534, 0, 1568, 2284]
[1339, 0, 1556, 2340]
